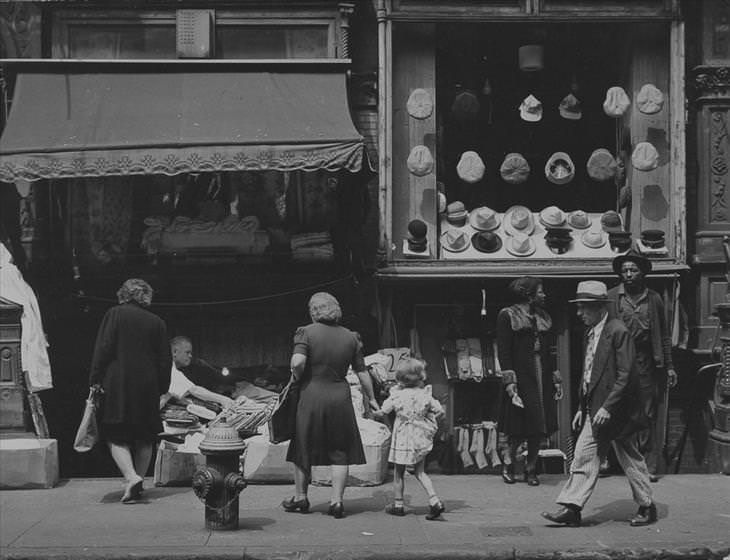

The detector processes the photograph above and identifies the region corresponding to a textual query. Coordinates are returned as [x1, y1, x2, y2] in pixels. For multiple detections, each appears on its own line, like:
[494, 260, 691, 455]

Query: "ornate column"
[338, 3, 355, 59]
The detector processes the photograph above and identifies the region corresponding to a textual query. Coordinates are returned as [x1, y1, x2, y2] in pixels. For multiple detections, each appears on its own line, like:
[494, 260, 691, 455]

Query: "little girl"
[379, 358, 445, 520]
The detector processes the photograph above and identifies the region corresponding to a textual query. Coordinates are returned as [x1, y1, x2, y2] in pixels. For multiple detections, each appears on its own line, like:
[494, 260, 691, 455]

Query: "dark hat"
[544, 227, 573, 254]
[608, 231, 633, 253]
[640, 229, 666, 248]
[612, 248, 652, 276]
[407, 219, 428, 252]
[471, 231, 503, 254]
[500, 153, 530, 184]
[600, 210, 624, 233]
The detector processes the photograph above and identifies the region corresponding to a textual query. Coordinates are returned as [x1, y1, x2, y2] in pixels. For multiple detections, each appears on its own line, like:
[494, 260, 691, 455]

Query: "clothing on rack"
[455, 421, 501, 470]
[442, 338, 495, 381]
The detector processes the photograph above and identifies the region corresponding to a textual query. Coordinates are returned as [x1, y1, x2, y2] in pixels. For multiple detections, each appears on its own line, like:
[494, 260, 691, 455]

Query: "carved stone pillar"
[338, 3, 355, 59]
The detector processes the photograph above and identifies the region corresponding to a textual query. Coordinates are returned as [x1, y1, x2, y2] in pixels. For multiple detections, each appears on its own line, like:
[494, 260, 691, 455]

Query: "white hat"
[469, 206, 501, 231]
[519, 94, 543, 122]
[581, 229, 608, 249]
[505, 232, 536, 257]
[544, 152, 575, 185]
[539, 205, 567, 228]
[570, 280, 609, 303]
[407, 88, 434, 120]
[440, 229, 469, 253]
[631, 142, 659, 172]
[457, 151, 486, 183]
[504, 205, 535, 236]
[636, 84, 664, 115]
[603, 86, 631, 118]
[407, 145, 434, 177]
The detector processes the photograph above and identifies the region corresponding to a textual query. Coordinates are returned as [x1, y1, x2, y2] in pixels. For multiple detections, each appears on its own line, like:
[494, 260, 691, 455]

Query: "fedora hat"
[519, 94, 543, 122]
[500, 152, 530, 184]
[586, 149, 618, 182]
[600, 210, 624, 233]
[569, 280, 609, 303]
[446, 201, 468, 227]
[632, 142, 659, 172]
[469, 206, 500, 231]
[440, 229, 469, 253]
[559, 93, 582, 120]
[612, 248, 652, 276]
[407, 145, 434, 177]
[471, 231, 503, 254]
[406, 219, 428, 253]
[544, 227, 573, 254]
[581, 229, 607, 249]
[457, 151, 486, 183]
[539, 205, 566, 228]
[603, 86, 631, 118]
[637, 84, 664, 115]
[567, 209, 591, 230]
[608, 231, 633, 253]
[545, 152, 575, 185]
[505, 232, 536, 257]
[504, 205, 535, 236]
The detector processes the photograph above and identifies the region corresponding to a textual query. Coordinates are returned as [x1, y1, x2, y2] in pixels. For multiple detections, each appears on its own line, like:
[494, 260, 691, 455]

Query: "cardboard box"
[0, 438, 59, 489]
[241, 435, 294, 483]
[311, 438, 390, 487]
[153, 440, 206, 487]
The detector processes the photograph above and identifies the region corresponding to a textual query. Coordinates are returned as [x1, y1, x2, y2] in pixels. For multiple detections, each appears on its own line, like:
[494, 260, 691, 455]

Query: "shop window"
[65, 24, 176, 59]
[216, 24, 331, 59]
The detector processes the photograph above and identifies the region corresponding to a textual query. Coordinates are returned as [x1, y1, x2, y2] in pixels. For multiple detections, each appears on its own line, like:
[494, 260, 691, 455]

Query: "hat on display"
[640, 229, 666, 248]
[407, 88, 434, 120]
[518, 45, 544, 72]
[539, 205, 567, 228]
[437, 191, 447, 214]
[446, 201, 468, 226]
[451, 89, 481, 122]
[519, 94, 543, 122]
[505, 232, 536, 257]
[600, 210, 624, 232]
[457, 151, 486, 183]
[559, 93, 582, 120]
[570, 280, 610, 303]
[469, 206, 501, 231]
[544, 227, 573, 254]
[612, 248, 652, 276]
[567, 209, 592, 230]
[440, 229, 470, 253]
[636, 84, 664, 115]
[504, 205, 536, 236]
[581, 229, 608, 249]
[603, 86, 631, 117]
[471, 231, 503, 254]
[586, 149, 618, 182]
[631, 142, 659, 171]
[406, 219, 428, 253]
[500, 152, 531, 184]
[608, 231, 633, 253]
[545, 152, 575, 185]
[407, 145, 434, 177]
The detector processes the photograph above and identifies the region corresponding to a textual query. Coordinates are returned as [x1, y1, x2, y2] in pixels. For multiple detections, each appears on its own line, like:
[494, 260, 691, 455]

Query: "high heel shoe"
[327, 502, 344, 519]
[501, 465, 516, 485]
[281, 496, 310, 513]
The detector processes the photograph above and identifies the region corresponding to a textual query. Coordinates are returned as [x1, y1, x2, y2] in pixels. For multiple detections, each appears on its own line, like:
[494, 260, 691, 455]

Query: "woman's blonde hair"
[395, 358, 427, 388]
[117, 278, 154, 307]
[308, 292, 342, 324]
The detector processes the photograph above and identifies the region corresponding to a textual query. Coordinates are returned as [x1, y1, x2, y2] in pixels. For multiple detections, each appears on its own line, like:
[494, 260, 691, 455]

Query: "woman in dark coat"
[89, 278, 171, 503]
[496, 277, 563, 486]
[282, 292, 375, 519]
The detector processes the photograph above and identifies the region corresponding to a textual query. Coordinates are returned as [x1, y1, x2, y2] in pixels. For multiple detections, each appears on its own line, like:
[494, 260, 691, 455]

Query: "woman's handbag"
[73, 386, 103, 453]
[268, 378, 299, 444]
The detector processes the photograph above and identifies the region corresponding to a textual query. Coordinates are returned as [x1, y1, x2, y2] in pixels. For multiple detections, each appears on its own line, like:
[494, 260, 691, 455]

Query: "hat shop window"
[402, 22, 671, 262]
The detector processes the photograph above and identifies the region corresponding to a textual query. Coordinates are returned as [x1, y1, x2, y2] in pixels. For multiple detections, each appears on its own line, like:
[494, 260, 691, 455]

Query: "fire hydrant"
[192, 418, 248, 530]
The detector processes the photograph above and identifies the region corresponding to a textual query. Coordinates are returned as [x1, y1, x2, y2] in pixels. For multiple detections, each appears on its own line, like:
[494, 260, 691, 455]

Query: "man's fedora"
[569, 280, 610, 303]
[612, 248, 652, 276]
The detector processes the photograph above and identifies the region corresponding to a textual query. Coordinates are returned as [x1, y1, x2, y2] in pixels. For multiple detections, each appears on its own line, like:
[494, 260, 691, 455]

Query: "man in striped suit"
[542, 281, 656, 527]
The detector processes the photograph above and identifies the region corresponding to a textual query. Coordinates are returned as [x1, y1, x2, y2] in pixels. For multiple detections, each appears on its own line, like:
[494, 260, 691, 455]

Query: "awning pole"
[377, 0, 391, 264]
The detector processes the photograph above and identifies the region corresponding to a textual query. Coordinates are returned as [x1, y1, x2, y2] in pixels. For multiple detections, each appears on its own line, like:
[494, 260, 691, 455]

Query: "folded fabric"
[467, 338, 483, 381]
[455, 339, 471, 380]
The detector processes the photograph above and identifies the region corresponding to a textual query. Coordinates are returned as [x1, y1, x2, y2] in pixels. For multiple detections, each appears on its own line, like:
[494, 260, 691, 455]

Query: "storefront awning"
[0, 64, 366, 182]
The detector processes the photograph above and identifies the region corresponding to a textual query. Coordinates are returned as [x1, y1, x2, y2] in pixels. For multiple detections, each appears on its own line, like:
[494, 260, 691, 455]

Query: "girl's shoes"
[524, 471, 540, 486]
[501, 466, 516, 485]
[425, 501, 445, 520]
[121, 479, 143, 503]
[327, 502, 345, 519]
[282, 496, 310, 513]
[385, 503, 406, 517]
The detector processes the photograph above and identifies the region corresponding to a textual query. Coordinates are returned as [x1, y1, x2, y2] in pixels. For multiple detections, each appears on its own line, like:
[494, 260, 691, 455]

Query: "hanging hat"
[406, 219, 428, 253]
[504, 205, 535, 236]
[586, 149, 618, 182]
[608, 231, 633, 253]
[457, 151, 486, 183]
[446, 201, 468, 227]
[559, 93, 582, 120]
[545, 152, 575, 185]
[437, 191, 447, 214]
[544, 227, 573, 254]
[518, 45, 544, 72]
[603, 86, 631, 117]
[471, 231, 503, 254]
[581, 229, 607, 249]
[612, 247, 652, 276]
[451, 89, 480, 122]
[539, 205, 567, 228]
[519, 94, 543, 122]
[631, 142, 659, 172]
[500, 153, 530, 184]
[600, 210, 624, 233]
[440, 229, 469, 253]
[567, 209, 592, 230]
[505, 232, 536, 257]
[636, 84, 664, 115]
[407, 145, 434, 177]
[469, 206, 500, 231]
[407, 88, 433, 120]
[640, 229, 666, 249]
[570, 280, 609, 303]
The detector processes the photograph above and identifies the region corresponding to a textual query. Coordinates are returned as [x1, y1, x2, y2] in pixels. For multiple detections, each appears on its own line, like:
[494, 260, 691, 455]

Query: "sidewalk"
[1, 474, 728, 560]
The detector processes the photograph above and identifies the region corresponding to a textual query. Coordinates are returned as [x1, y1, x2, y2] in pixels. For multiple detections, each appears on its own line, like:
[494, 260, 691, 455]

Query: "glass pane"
[67, 24, 176, 59]
[216, 26, 329, 59]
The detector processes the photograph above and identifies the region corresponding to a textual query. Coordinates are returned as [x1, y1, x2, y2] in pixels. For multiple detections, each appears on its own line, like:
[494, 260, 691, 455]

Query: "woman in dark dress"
[89, 279, 171, 503]
[282, 292, 373, 519]
[496, 277, 563, 486]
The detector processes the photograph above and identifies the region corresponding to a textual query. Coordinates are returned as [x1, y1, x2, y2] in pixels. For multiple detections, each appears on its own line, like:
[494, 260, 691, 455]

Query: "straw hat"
[539, 205, 567, 228]
[637, 84, 664, 115]
[469, 206, 500, 231]
[505, 232, 536, 257]
[457, 151, 486, 183]
[586, 149, 618, 182]
[407, 88, 433, 119]
[500, 153, 531, 184]
[504, 205, 535, 236]
[440, 229, 469, 253]
[581, 229, 607, 249]
[569, 280, 609, 303]
[407, 145, 434, 176]
[568, 210, 592, 230]
[632, 142, 659, 172]
[603, 86, 631, 117]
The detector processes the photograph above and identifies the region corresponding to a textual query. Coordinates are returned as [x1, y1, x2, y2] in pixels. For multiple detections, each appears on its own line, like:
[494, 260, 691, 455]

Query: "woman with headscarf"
[496, 277, 563, 486]
[88, 278, 171, 502]
[282, 292, 374, 519]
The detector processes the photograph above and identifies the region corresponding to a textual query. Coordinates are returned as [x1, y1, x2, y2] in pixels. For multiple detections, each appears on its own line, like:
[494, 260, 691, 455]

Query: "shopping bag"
[73, 387, 102, 453]
[268, 379, 299, 444]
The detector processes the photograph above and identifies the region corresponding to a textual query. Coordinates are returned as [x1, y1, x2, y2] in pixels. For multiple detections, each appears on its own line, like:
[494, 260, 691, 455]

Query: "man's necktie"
[582, 329, 595, 394]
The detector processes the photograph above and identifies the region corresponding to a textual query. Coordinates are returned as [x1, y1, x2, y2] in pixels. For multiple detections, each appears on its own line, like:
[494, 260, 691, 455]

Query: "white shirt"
[168, 363, 195, 399]
[583, 311, 608, 390]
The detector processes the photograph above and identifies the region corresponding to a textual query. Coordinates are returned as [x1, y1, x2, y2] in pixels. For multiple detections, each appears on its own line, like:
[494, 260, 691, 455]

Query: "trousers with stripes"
[556, 415, 653, 510]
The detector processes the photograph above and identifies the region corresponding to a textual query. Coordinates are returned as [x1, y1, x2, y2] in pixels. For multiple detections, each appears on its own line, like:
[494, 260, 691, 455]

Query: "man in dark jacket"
[608, 249, 677, 481]
[542, 281, 655, 527]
